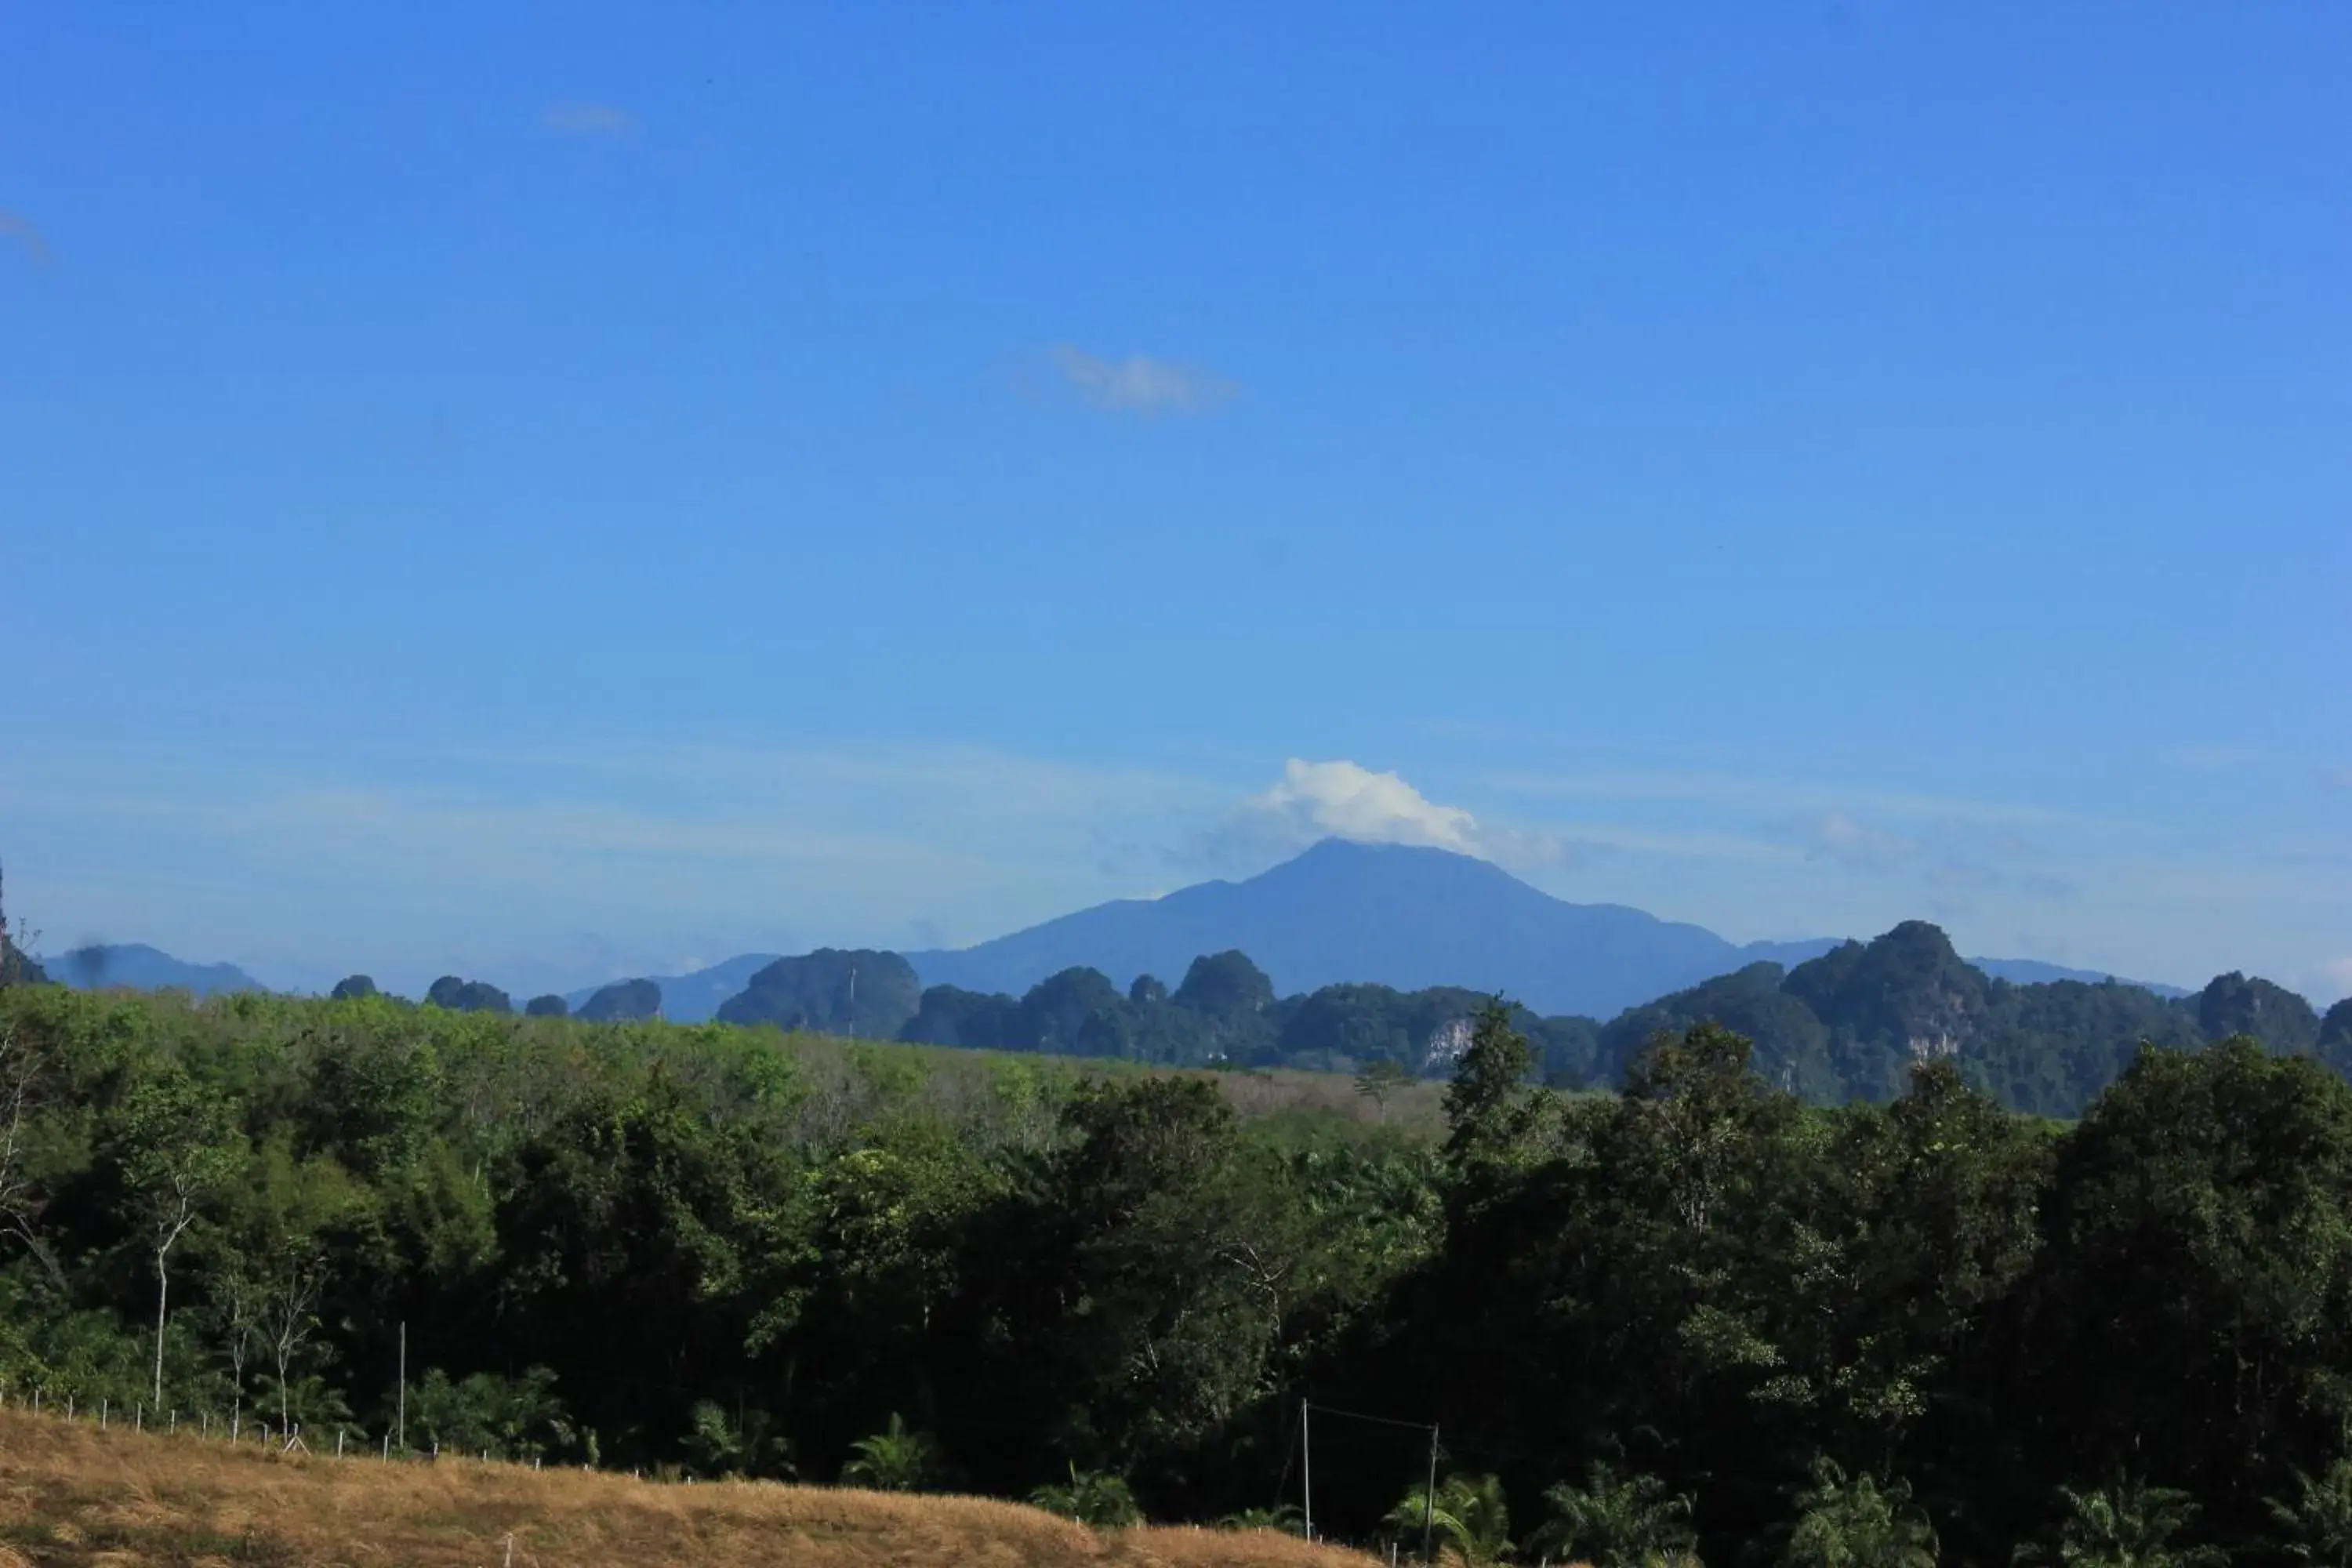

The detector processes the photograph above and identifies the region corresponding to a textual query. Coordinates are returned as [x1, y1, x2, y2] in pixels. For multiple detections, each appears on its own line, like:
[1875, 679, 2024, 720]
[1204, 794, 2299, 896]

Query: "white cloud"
[1190, 758, 1486, 869]
[1051, 345, 1233, 414]
[542, 102, 637, 136]
[1782, 811, 1918, 871]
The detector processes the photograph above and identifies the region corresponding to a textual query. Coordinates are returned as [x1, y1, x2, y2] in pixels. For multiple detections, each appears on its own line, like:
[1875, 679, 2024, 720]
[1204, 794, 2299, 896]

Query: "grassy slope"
[765, 1024, 1452, 1139]
[0, 1407, 1377, 1568]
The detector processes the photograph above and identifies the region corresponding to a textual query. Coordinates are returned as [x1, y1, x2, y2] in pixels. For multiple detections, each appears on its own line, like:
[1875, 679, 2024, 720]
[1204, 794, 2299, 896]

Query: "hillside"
[562, 953, 781, 1023]
[1597, 920, 2328, 1116]
[0, 1407, 1372, 1567]
[909, 839, 1840, 1018]
[36, 943, 261, 997]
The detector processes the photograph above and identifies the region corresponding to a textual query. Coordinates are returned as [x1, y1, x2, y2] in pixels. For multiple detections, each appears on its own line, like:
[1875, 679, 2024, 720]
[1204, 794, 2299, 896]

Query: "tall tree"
[117, 1067, 239, 1406]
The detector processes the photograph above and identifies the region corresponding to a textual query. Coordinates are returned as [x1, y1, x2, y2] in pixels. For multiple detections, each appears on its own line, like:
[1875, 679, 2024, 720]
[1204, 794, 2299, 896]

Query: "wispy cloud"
[2165, 742, 2260, 772]
[1767, 808, 2072, 902]
[1781, 811, 1918, 872]
[1478, 763, 2074, 829]
[542, 102, 637, 137]
[1185, 758, 1570, 871]
[1051, 345, 1234, 414]
[0, 210, 53, 266]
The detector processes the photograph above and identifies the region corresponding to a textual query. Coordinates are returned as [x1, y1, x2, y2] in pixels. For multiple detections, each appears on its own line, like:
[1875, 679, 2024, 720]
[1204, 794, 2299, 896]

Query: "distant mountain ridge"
[561, 953, 780, 1024]
[902, 840, 2187, 1020]
[42, 842, 2200, 1021]
[904, 840, 1841, 1018]
[39, 943, 263, 997]
[1599, 921, 2340, 1116]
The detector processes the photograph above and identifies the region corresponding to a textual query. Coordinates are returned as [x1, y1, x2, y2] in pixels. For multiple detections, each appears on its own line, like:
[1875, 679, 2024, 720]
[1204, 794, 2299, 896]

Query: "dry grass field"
[0, 1406, 1381, 1567]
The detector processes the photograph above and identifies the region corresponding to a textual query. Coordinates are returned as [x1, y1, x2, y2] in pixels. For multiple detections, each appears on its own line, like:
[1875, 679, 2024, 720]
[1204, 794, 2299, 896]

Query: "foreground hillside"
[7, 979, 2352, 1563]
[0, 1407, 1372, 1568]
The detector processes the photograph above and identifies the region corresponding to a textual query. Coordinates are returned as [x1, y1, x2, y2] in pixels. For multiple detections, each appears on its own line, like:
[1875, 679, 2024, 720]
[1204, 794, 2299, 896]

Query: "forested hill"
[13, 978, 2352, 1564]
[38, 942, 263, 997]
[1606, 920, 2352, 1116]
[701, 922, 2343, 1119]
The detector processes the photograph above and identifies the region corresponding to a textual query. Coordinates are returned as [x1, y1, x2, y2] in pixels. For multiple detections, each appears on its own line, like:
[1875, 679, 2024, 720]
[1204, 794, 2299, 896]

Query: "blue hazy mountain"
[1969, 956, 2191, 998]
[41, 943, 265, 997]
[561, 953, 780, 1024]
[906, 839, 1846, 1020]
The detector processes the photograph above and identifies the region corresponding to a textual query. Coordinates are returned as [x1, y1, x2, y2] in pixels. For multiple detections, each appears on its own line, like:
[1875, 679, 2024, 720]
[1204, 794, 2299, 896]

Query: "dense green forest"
[9, 957, 2352, 1563]
[412, 920, 2352, 1120]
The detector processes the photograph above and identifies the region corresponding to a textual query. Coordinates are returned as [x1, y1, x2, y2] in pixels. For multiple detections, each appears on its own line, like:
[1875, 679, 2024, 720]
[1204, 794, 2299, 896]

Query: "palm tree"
[1029, 1462, 1142, 1528]
[2270, 1458, 2352, 1568]
[1221, 1504, 1307, 1533]
[2049, 1477, 2222, 1568]
[1533, 1462, 1700, 1568]
[1387, 1472, 1515, 1566]
[838, 1412, 942, 1493]
[1781, 1456, 1937, 1568]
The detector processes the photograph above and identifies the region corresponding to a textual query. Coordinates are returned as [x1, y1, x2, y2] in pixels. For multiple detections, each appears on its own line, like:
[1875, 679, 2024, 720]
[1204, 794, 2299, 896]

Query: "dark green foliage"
[1009, 966, 1131, 1054]
[1595, 921, 2306, 1116]
[0, 942, 42, 988]
[3, 977, 2350, 1561]
[575, 978, 658, 1022]
[1030, 1462, 1143, 1526]
[908, 964, 1595, 1083]
[2197, 971, 2322, 1055]
[902, 984, 1019, 1048]
[717, 949, 920, 1037]
[425, 976, 511, 1014]
[1442, 1000, 1538, 1168]
[328, 975, 378, 1001]
[0, 864, 36, 988]
[2016, 1040, 2352, 1538]
[523, 993, 570, 1018]
[1174, 950, 1276, 1021]
[2324, 1000, 2352, 1077]
[1534, 1464, 1698, 1568]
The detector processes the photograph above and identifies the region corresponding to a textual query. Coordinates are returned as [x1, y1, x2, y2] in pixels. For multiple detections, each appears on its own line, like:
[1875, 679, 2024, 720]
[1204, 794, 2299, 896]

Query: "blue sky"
[3, 4, 2346, 1003]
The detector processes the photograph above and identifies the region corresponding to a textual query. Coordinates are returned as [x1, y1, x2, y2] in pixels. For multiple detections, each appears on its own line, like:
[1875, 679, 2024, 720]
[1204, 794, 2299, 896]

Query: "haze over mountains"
[36, 943, 264, 998]
[42, 839, 2193, 1022]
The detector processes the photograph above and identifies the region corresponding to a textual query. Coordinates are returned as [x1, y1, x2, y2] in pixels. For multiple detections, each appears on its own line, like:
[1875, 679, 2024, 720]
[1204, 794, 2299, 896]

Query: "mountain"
[1969, 956, 2191, 998]
[40, 943, 264, 997]
[563, 953, 779, 1024]
[1595, 922, 2306, 1117]
[578, 978, 662, 1023]
[717, 949, 924, 1036]
[906, 839, 1845, 1020]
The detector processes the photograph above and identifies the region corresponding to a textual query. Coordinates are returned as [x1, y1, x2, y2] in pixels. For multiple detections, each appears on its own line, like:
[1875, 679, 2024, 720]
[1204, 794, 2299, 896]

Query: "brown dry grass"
[0, 1406, 1378, 1567]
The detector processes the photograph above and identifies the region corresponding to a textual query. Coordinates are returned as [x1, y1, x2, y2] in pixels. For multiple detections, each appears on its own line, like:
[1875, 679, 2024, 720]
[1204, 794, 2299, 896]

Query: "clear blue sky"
[4, 4, 2346, 1002]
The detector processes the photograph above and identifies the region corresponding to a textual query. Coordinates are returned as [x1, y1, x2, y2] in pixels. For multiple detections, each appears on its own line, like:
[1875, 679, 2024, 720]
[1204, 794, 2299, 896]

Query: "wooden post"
[1301, 1399, 1312, 1542]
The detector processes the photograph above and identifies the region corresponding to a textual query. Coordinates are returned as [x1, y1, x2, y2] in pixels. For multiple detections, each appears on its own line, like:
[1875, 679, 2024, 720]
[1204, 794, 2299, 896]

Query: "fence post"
[100, 1399, 107, 1430]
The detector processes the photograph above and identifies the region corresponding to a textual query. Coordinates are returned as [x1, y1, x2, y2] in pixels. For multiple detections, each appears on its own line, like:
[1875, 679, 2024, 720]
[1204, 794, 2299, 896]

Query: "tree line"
[6, 948, 2352, 1563]
[410, 920, 2352, 1119]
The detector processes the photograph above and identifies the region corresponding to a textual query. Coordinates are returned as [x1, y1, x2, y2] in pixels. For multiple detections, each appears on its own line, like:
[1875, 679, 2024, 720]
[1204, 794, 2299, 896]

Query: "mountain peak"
[909, 837, 1767, 1016]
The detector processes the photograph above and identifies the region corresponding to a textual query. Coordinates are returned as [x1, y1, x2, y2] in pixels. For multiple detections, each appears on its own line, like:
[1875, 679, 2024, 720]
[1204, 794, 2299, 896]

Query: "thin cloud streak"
[542, 102, 637, 136]
[1051, 345, 1234, 414]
